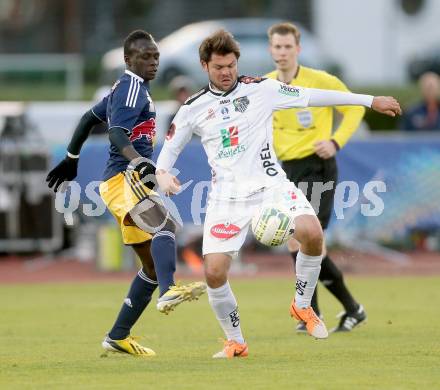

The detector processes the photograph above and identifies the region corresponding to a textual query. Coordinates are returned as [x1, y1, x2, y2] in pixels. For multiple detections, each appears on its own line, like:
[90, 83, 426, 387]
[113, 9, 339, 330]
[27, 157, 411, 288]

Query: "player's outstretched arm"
[307, 88, 401, 117]
[371, 96, 402, 117]
[46, 110, 102, 192]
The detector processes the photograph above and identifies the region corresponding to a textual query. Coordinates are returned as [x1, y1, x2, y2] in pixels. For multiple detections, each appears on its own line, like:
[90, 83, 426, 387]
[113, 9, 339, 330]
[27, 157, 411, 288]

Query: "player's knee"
[295, 219, 323, 253]
[204, 263, 228, 288]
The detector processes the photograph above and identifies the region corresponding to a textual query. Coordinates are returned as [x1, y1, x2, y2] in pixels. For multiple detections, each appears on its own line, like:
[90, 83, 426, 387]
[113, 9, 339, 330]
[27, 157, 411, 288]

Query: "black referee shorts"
[282, 154, 337, 229]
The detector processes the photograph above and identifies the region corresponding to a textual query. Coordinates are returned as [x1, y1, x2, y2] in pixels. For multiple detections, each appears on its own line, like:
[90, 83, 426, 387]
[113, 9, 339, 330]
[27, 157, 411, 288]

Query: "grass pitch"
[0, 276, 439, 389]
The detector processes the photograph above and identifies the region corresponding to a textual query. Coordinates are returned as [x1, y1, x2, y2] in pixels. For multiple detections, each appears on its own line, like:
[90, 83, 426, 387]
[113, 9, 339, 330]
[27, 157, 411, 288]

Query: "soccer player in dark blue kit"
[46, 30, 206, 356]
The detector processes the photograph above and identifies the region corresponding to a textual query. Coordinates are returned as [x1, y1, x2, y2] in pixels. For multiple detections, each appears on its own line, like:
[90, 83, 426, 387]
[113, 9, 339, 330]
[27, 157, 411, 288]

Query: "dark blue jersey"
[92, 70, 156, 181]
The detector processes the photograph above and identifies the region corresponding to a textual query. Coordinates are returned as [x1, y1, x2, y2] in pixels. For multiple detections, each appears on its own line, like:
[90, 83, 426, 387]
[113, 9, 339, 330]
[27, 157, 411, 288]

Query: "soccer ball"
[251, 203, 295, 246]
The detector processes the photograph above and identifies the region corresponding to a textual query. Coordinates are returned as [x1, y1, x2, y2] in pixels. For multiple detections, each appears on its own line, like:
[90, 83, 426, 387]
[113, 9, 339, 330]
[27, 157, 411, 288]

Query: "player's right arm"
[46, 96, 108, 192]
[156, 104, 194, 194]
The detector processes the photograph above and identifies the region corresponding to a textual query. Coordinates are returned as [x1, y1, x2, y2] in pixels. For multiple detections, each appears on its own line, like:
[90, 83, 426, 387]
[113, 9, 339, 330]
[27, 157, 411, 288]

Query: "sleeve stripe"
[128, 79, 135, 106]
[125, 76, 134, 106]
[128, 80, 136, 107]
[130, 80, 140, 107]
[124, 76, 141, 108]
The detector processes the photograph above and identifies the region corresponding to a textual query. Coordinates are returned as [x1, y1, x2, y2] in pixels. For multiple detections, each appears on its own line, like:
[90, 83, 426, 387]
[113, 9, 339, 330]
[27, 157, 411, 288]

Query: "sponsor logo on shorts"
[288, 191, 297, 200]
[210, 223, 241, 239]
[282, 190, 298, 205]
[278, 84, 300, 97]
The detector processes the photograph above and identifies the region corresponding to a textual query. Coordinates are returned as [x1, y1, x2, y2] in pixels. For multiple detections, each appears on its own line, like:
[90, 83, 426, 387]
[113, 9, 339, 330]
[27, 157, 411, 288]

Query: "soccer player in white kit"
[155, 30, 401, 358]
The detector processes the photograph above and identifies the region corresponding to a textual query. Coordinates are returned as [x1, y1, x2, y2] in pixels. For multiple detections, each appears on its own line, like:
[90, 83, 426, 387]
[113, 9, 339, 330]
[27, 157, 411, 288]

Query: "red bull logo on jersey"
[129, 118, 156, 142]
[210, 223, 241, 239]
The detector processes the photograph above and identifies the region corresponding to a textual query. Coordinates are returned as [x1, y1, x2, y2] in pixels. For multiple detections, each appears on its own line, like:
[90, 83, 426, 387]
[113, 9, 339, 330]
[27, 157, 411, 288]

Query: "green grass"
[0, 277, 439, 389]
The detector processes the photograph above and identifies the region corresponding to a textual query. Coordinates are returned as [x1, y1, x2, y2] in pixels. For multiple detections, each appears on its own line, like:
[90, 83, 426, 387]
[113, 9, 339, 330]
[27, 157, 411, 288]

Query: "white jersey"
[156, 76, 312, 200]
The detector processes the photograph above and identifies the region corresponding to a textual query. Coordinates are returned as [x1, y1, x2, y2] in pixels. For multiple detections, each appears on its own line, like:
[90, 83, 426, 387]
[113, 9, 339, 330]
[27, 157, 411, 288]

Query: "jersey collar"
[208, 79, 239, 97]
[124, 69, 144, 83]
[276, 65, 301, 84]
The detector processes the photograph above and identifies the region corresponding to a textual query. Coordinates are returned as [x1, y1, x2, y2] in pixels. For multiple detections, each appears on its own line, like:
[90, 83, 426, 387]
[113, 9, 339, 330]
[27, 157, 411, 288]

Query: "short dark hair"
[124, 30, 154, 56]
[199, 29, 240, 63]
[268, 22, 301, 45]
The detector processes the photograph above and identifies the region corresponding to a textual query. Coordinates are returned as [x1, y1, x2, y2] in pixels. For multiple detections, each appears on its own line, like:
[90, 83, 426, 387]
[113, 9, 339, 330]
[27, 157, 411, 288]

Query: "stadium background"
[0, 0, 439, 388]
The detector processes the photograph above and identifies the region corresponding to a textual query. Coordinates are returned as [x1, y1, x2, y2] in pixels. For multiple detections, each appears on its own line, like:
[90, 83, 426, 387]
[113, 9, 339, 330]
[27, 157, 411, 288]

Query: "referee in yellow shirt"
[266, 22, 366, 333]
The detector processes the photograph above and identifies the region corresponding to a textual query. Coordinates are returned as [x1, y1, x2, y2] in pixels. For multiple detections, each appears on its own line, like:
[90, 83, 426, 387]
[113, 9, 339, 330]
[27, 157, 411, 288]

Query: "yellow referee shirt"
[265, 66, 365, 161]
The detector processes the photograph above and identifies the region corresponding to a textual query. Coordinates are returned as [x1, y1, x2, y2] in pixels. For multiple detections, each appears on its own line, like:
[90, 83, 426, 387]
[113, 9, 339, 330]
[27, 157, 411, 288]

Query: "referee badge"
[296, 110, 312, 128]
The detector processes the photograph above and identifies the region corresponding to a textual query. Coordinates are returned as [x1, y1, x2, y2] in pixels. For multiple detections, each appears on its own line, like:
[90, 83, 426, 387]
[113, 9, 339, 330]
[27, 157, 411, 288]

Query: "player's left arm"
[307, 89, 401, 116]
[305, 89, 401, 159]
[264, 78, 401, 117]
[314, 75, 366, 158]
[46, 96, 108, 192]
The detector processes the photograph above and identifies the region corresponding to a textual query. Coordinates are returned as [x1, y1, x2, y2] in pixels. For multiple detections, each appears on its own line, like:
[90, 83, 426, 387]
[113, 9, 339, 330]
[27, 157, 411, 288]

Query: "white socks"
[207, 281, 245, 343]
[295, 251, 323, 308]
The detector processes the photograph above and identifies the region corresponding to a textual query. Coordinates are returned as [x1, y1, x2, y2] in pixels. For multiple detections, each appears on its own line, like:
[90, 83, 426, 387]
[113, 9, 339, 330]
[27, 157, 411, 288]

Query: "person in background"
[170, 76, 196, 105]
[266, 22, 367, 333]
[401, 72, 440, 131]
[167, 75, 196, 127]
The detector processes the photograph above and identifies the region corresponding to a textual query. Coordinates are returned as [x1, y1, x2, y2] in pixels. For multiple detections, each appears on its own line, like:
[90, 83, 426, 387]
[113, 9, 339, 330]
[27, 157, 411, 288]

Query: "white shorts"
[202, 180, 316, 255]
